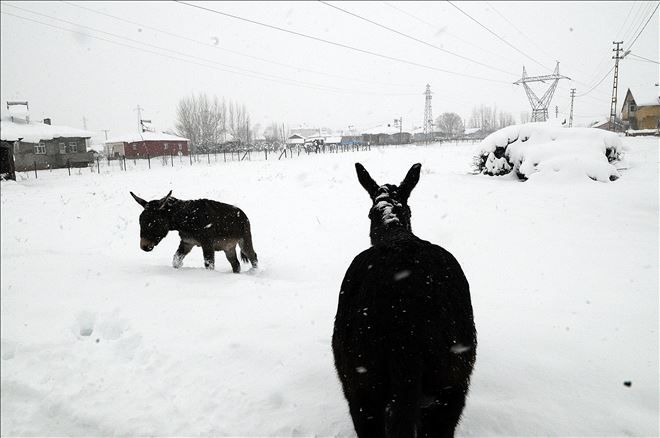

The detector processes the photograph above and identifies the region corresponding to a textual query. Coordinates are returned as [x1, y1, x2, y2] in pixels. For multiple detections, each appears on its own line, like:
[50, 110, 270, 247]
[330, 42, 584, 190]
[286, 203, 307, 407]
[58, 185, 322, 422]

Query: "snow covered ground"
[1, 138, 658, 436]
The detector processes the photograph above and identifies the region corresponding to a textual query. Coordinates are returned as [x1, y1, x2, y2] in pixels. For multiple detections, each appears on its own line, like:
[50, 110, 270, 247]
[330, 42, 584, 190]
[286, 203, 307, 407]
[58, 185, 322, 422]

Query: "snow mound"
[474, 124, 624, 182]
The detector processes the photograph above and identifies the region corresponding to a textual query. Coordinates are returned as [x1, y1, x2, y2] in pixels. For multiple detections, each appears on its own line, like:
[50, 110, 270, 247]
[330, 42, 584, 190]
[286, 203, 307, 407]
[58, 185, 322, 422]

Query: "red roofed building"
[105, 132, 190, 158]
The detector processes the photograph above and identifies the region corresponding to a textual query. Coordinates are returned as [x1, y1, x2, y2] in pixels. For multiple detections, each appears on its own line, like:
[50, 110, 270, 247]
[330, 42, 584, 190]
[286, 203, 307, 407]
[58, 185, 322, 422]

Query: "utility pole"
[555, 105, 558, 119]
[134, 104, 144, 133]
[82, 116, 88, 130]
[101, 129, 110, 140]
[569, 88, 576, 128]
[609, 41, 624, 132]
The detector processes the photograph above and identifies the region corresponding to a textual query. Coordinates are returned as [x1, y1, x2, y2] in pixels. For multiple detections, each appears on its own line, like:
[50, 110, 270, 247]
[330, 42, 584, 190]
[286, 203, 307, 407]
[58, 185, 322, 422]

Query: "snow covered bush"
[473, 123, 624, 182]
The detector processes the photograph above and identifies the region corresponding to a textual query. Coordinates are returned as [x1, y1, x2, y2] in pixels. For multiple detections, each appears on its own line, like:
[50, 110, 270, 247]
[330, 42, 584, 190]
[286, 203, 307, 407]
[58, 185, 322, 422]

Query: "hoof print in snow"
[80, 327, 94, 337]
[76, 311, 96, 338]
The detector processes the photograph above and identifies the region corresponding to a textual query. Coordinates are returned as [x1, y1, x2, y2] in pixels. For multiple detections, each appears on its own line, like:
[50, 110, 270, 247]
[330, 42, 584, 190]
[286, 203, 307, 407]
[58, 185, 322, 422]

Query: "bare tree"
[263, 122, 280, 143]
[175, 93, 225, 153]
[468, 105, 515, 132]
[498, 111, 515, 129]
[435, 112, 465, 137]
[519, 111, 531, 124]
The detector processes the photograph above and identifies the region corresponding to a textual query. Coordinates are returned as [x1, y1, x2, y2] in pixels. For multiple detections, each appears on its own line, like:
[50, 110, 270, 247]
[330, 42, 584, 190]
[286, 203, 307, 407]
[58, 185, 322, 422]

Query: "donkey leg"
[201, 244, 215, 270]
[418, 388, 468, 438]
[173, 240, 194, 268]
[224, 248, 241, 273]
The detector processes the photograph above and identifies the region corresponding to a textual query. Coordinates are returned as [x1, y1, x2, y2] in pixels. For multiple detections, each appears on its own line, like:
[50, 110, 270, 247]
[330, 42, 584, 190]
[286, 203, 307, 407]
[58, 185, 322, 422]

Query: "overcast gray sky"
[1, 1, 658, 143]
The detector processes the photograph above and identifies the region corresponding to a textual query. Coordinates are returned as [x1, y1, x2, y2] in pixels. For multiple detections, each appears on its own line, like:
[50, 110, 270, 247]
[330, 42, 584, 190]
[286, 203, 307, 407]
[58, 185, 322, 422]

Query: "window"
[164, 143, 169, 149]
[69, 142, 77, 153]
[132, 144, 137, 150]
[178, 143, 182, 151]
[629, 103, 637, 112]
[59, 142, 66, 154]
[35, 143, 46, 154]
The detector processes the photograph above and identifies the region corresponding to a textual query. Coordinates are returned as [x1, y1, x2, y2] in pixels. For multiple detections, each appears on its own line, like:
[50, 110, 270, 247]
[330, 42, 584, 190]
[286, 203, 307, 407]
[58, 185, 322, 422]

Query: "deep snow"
[1, 139, 658, 436]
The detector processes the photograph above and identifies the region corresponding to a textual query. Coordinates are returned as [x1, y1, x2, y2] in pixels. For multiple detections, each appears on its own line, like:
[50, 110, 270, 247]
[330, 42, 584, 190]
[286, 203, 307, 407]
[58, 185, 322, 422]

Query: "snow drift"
[474, 123, 624, 182]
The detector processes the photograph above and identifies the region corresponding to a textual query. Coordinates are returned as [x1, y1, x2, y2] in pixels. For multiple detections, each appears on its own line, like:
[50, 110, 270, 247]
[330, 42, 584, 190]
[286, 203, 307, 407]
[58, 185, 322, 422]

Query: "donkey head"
[355, 163, 421, 234]
[130, 190, 174, 252]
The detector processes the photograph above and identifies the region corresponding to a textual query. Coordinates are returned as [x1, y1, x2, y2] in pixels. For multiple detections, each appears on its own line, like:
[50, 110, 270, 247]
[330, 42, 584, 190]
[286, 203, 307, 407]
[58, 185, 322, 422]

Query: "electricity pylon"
[423, 84, 433, 144]
[514, 62, 570, 122]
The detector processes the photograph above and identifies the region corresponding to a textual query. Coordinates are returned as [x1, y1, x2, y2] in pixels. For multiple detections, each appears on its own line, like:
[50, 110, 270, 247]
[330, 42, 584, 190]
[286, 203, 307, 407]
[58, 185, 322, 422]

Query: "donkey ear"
[130, 191, 148, 208]
[158, 190, 173, 210]
[400, 163, 421, 199]
[355, 163, 379, 198]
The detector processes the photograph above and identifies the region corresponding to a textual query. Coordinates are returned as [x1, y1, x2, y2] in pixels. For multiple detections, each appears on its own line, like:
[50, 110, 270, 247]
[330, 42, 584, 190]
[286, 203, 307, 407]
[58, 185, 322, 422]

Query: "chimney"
[43, 118, 51, 125]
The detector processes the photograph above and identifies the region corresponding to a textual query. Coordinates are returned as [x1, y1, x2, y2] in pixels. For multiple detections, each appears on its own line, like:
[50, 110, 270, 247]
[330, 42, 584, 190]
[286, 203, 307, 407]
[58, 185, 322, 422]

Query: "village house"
[286, 133, 305, 146]
[0, 114, 95, 172]
[620, 85, 660, 133]
[104, 131, 190, 158]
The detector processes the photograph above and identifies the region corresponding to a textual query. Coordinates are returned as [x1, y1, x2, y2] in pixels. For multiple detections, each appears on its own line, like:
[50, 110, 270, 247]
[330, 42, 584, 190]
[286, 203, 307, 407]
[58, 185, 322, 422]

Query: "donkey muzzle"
[140, 238, 155, 252]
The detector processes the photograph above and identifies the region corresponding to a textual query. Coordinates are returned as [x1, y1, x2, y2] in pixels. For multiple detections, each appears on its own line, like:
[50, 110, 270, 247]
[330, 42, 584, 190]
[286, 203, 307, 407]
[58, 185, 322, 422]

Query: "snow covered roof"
[628, 86, 660, 107]
[362, 125, 402, 135]
[0, 116, 95, 143]
[325, 136, 342, 144]
[105, 131, 189, 144]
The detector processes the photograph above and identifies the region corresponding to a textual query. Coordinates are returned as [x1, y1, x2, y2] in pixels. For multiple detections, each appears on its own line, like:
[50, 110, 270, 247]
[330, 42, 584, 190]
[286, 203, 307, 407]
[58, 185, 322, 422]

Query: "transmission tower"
[569, 88, 576, 128]
[423, 84, 433, 144]
[609, 41, 625, 132]
[514, 62, 570, 122]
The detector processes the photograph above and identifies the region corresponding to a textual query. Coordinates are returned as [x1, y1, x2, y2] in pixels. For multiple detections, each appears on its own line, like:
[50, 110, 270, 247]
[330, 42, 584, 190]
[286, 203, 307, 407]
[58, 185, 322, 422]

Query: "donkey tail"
[238, 214, 258, 268]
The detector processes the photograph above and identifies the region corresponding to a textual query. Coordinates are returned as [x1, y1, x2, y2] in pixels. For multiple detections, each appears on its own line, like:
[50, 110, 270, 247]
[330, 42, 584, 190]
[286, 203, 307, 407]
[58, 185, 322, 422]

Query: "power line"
[622, 2, 654, 44]
[614, 1, 637, 41]
[576, 66, 614, 97]
[380, 1, 520, 66]
[0, 9, 419, 97]
[482, 2, 612, 95]
[174, 1, 512, 84]
[575, 2, 660, 98]
[484, 1, 557, 65]
[446, 1, 551, 72]
[573, 1, 657, 98]
[3, 4, 378, 94]
[59, 0, 411, 89]
[628, 53, 660, 64]
[318, 1, 517, 77]
[626, 1, 660, 50]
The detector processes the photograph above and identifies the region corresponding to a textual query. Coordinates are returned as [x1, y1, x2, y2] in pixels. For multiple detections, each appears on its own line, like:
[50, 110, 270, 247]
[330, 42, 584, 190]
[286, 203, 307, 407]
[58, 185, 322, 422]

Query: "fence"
[19, 143, 374, 179]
